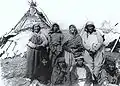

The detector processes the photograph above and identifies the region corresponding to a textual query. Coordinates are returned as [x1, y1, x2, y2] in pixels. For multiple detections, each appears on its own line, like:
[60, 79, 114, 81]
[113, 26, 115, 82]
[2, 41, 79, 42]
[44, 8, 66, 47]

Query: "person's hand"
[27, 42, 36, 48]
[92, 43, 101, 52]
[35, 45, 44, 49]
[105, 48, 111, 52]
[36, 45, 42, 48]
[92, 43, 97, 51]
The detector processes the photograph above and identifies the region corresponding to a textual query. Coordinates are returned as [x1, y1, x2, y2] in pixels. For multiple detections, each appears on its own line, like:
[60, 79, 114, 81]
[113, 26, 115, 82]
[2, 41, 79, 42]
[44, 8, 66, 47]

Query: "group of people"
[25, 21, 120, 86]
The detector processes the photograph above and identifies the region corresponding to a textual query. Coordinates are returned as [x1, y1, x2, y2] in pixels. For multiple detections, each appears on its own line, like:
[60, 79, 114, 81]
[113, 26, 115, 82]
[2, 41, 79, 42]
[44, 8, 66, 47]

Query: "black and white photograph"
[0, 0, 120, 86]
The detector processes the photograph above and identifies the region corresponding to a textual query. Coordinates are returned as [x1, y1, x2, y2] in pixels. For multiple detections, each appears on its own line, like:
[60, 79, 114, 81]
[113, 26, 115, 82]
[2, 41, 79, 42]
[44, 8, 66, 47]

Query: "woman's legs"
[26, 48, 35, 79]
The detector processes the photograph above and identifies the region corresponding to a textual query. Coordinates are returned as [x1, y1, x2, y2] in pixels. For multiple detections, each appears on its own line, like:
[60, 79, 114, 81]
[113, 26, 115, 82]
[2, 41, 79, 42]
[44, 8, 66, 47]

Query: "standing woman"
[26, 24, 51, 84]
[63, 25, 84, 67]
[49, 23, 64, 67]
[81, 21, 105, 86]
[63, 25, 85, 85]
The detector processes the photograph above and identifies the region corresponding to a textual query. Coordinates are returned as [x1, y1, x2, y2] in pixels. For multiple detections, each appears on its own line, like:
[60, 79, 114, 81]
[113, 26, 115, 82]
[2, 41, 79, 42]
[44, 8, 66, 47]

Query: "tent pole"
[13, 14, 26, 31]
[111, 37, 119, 52]
[18, 17, 28, 33]
[39, 7, 52, 25]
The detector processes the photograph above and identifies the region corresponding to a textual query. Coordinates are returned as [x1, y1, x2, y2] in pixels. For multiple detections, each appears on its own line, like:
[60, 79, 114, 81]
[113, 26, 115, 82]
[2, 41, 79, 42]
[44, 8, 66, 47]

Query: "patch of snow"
[0, 31, 33, 59]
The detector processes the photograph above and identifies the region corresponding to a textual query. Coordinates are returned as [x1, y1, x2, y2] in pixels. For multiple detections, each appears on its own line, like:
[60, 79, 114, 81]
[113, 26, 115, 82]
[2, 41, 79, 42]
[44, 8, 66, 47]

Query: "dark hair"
[104, 58, 116, 67]
[32, 24, 41, 32]
[54, 57, 67, 69]
[103, 58, 117, 75]
[84, 24, 96, 33]
[69, 24, 78, 35]
[50, 23, 62, 33]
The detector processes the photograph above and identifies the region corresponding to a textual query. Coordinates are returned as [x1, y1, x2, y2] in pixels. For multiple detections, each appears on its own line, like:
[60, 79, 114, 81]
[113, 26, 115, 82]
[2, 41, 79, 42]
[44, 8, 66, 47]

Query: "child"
[51, 57, 69, 86]
[70, 57, 93, 86]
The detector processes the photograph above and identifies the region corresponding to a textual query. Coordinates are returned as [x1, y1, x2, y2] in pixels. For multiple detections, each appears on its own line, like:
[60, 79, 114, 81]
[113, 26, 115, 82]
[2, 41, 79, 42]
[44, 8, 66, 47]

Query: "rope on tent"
[13, 50, 19, 58]
[12, 42, 17, 51]
[6, 40, 13, 52]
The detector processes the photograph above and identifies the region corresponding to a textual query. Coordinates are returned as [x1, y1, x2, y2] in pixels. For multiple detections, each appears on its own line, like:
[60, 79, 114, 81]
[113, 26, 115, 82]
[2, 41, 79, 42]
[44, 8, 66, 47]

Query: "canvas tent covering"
[0, 1, 51, 59]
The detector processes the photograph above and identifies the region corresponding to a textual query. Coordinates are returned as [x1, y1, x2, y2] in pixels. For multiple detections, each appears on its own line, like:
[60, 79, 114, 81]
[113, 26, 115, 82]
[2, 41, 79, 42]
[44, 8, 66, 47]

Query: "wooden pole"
[111, 37, 119, 52]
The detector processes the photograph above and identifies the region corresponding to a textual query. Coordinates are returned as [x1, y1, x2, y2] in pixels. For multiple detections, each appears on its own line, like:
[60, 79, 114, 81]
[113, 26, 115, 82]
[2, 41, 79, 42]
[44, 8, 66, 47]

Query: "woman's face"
[108, 64, 115, 71]
[58, 61, 66, 68]
[87, 25, 94, 33]
[53, 25, 59, 32]
[76, 59, 83, 67]
[69, 26, 76, 34]
[34, 25, 40, 33]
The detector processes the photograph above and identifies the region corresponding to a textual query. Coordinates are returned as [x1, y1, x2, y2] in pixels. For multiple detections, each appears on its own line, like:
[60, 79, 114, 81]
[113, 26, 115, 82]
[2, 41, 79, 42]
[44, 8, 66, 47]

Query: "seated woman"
[99, 58, 120, 86]
[26, 24, 51, 84]
[70, 57, 92, 86]
[51, 57, 69, 86]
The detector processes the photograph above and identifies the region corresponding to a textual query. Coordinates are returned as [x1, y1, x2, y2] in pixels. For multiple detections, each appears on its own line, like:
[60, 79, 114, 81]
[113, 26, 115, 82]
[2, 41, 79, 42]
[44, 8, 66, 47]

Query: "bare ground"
[1, 54, 31, 86]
